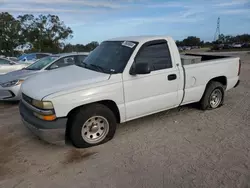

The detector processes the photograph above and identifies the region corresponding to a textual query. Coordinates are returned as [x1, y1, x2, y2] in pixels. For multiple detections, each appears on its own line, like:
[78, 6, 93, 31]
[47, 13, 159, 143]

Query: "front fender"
[44, 82, 126, 122]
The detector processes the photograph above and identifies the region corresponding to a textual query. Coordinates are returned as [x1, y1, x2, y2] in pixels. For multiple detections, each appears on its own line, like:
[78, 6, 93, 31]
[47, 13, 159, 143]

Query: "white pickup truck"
[19, 36, 240, 148]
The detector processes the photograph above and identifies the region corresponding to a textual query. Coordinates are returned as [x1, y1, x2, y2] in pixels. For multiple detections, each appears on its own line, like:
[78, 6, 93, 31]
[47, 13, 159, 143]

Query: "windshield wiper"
[78, 62, 109, 73]
[76, 61, 87, 68]
[88, 64, 105, 73]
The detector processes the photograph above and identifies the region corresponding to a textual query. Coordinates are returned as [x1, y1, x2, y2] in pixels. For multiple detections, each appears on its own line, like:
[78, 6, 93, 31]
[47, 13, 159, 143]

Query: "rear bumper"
[234, 80, 240, 88]
[19, 101, 67, 145]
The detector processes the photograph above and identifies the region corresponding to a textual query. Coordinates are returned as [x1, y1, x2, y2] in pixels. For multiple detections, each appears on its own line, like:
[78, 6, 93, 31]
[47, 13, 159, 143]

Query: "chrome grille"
[22, 93, 33, 104]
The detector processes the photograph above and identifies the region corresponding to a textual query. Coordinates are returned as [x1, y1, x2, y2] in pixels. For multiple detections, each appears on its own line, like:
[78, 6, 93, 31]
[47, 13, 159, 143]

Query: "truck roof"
[108, 35, 172, 43]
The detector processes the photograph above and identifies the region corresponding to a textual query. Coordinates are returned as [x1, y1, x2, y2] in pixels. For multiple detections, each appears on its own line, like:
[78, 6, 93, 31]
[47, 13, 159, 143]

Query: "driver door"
[123, 40, 180, 120]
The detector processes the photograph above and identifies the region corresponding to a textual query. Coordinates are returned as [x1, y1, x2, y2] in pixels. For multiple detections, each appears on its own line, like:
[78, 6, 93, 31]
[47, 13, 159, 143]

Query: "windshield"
[17, 54, 27, 61]
[78, 41, 138, 74]
[25, 56, 59, 70]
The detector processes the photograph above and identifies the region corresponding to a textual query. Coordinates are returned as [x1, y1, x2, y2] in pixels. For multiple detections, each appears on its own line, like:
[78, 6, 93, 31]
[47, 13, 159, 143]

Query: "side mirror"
[9, 62, 15, 65]
[130, 62, 151, 75]
[50, 64, 59, 70]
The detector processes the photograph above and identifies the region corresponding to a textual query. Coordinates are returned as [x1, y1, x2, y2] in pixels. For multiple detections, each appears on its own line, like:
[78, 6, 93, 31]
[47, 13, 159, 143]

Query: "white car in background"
[0, 57, 30, 75]
[232, 43, 242, 48]
[0, 52, 89, 101]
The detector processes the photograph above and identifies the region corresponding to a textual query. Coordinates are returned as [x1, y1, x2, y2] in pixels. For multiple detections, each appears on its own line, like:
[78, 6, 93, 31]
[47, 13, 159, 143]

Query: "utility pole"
[214, 17, 220, 41]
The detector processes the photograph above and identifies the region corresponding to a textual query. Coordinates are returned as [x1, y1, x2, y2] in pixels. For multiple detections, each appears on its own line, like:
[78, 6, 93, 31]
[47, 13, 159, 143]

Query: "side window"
[26, 54, 36, 60]
[50, 56, 76, 69]
[0, 59, 10, 65]
[77, 55, 87, 64]
[135, 42, 172, 71]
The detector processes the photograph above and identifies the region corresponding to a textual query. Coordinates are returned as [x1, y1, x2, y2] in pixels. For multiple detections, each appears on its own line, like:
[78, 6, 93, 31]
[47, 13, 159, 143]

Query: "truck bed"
[181, 53, 234, 65]
[180, 54, 240, 105]
[184, 53, 229, 61]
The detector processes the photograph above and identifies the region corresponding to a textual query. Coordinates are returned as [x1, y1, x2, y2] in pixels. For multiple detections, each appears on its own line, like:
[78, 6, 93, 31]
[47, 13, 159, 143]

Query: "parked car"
[17, 53, 51, 64]
[191, 46, 200, 49]
[0, 52, 89, 101]
[178, 47, 183, 51]
[6, 57, 18, 62]
[242, 43, 250, 48]
[222, 44, 231, 49]
[183, 46, 191, 50]
[211, 44, 224, 50]
[0, 57, 30, 75]
[19, 36, 240, 148]
[231, 43, 242, 48]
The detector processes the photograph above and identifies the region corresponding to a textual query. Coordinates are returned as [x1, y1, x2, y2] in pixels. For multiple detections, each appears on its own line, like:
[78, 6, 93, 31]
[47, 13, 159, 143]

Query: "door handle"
[168, 74, 177, 81]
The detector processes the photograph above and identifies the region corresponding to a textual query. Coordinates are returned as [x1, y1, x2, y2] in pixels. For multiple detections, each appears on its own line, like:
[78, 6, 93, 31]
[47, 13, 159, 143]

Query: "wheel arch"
[65, 100, 121, 140]
[200, 76, 227, 102]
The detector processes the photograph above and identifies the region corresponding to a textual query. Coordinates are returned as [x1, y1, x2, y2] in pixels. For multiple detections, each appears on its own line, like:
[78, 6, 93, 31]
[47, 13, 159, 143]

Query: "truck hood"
[0, 69, 39, 83]
[21, 65, 110, 100]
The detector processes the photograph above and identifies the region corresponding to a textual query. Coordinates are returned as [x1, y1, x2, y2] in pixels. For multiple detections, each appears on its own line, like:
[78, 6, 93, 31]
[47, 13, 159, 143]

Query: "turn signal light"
[34, 113, 56, 121]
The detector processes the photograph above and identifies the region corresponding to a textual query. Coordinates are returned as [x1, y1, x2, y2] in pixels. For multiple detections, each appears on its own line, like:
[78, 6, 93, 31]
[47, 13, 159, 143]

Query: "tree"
[18, 14, 73, 53]
[182, 36, 201, 46]
[0, 12, 22, 56]
[84, 41, 99, 51]
[176, 40, 183, 47]
[63, 41, 99, 53]
[215, 34, 250, 44]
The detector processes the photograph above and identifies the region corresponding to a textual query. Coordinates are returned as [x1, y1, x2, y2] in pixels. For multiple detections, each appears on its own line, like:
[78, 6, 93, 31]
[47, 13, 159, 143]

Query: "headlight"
[31, 100, 56, 121]
[32, 99, 54, 110]
[0, 79, 24, 88]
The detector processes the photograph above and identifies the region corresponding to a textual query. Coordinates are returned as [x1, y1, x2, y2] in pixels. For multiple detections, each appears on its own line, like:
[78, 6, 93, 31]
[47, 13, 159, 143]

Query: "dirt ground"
[0, 51, 250, 188]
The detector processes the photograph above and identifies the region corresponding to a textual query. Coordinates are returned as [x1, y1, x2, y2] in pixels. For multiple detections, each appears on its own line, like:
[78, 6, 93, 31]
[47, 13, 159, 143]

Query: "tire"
[69, 103, 117, 148]
[200, 81, 225, 110]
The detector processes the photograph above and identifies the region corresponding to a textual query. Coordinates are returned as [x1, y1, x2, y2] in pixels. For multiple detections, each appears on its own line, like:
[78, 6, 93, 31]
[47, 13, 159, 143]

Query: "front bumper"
[0, 84, 22, 101]
[19, 101, 67, 145]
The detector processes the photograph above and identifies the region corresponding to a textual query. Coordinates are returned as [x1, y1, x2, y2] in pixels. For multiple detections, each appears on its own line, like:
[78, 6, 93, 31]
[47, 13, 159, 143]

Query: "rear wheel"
[69, 104, 117, 148]
[200, 81, 225, 110]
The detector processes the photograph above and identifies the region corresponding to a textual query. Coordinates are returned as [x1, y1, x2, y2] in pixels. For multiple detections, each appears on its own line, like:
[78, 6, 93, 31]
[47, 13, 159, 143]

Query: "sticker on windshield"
[122, 41, 136, 48]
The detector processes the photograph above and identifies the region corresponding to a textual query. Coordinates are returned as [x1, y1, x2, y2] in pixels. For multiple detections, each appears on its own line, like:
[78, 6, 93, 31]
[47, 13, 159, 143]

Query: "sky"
[1, 0, 250, 44]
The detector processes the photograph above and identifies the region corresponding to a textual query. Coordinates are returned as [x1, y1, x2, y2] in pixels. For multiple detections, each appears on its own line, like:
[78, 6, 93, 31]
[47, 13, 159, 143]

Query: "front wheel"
[69, 104, 117, 148]
[200, 81, 225, 110]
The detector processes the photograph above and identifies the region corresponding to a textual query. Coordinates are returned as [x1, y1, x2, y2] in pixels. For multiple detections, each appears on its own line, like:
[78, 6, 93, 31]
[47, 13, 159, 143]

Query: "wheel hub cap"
[81, 116, 109, 144]
[210, 89, 222, 108]
[89, 124, 99, 133]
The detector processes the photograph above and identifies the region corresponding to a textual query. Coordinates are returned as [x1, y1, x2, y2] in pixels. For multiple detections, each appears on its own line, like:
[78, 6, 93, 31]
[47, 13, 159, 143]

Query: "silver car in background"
[0, 52, 89, 101]
[0, 57, 30, 75]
